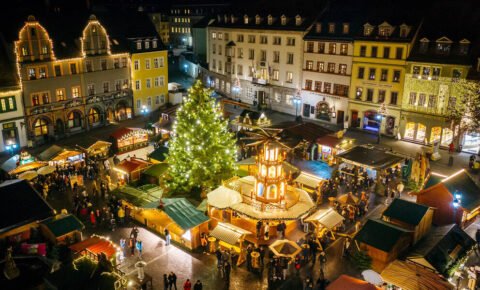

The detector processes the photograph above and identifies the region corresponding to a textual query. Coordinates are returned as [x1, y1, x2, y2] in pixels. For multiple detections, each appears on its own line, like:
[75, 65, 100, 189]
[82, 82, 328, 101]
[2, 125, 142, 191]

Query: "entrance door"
[351, 110, 359, 128]
[337, 110, 344, 124]
[386, 116, 395, 135]
[303, 104, 311, 117]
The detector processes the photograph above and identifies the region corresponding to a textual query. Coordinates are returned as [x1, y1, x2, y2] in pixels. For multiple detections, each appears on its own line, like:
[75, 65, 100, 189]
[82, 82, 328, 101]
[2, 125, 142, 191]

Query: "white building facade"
[204, 14, 309, 116]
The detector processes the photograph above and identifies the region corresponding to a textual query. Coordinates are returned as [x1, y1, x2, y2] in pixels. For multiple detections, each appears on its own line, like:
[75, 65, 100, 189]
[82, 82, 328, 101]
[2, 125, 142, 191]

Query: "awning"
[210, 222, 251, 245]
[8, 161, 46, 175]
[51, 150, 83, 162]
[381, 260, 453, 290]
[294, 171, 324, 188]
[207, 186, 242, 209]
[306, 208, 344, 229]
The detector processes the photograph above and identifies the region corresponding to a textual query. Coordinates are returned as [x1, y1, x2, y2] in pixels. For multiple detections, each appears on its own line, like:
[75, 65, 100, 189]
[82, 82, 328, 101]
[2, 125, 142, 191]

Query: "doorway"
[337, 110, 344, 124]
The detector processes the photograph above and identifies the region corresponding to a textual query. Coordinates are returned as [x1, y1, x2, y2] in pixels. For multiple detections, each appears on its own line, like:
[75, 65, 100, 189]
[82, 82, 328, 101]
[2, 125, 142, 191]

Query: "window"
[31, 94, 40, 106]
[237, 65, 243, 75]
[334, 84, 348, 96]
[436, 43, 451, 55]
[248, 35, 255, 43]
[452, 69, 461, 81]
[328, 43, 336, 54]
[368, 68, 376, 80]
[274, 93, 281, 103]
[360, 46, 366, 57]
[307, 42, 314, 52]
[260, 50, 267, 62]
[412, 66, 420, 78]
[355, 87, 363, 100]
[88, 108, 100, 125]
[101, 59, 107, 70]
[357, 67, 365, 79]
[154, 77, 159, 87]
[237, 48, 243, 58]
[417, 94, 426, 107]
[114, 58, 120, 69]
[371, 46, 378, 57]
[272, 70, 279, 81]
[135, 80, 141, 90]
[71, 87, 80, 98]
[286, 72, 293, 83]
[218, 33, 223, 40]
[317, 62, 324, 72]
[393, 70, 400, 82]
[305, 80, 312, 90]
[134, 60, 139, 70]
[155, 96, 160, 105]
[328, 23, 335, 33]
[306, 61, 313, 70]
[409, 92, 417, 105]
[459, 43, 469, 55]
[218, 61, 222, 72]
[28, 68, 36, 80]
[0, 96, 16, 112]
[260, 36, 268, 44]
[218, 45, 222, 55]
[115, 80, 121, 91]
[428, 95, 437, 108]
[273, 51, 280, 63]
[153, 58, 159, 68]
[432, 68, 440, 80]
[286, 94, 294, 106]
[314, 81, 322, 92]
[448, 96, 456, 109]
[34, 118, 48, 136]
[56, 88, 66, 101]
[422, 67, 430, 79]
[54, 65, 62, 76]
[38, 67, 47, 78]
[67, 111, 82, 128]
[318, 43, 325, 53]
[380, 69, 388, 81]
[103, 82, 109, 93]
[137, 99, 141, 109]
[395, 47, 403, 59]
[378, 90, 386, 103]
[152, 40, 157, 48]
[248, 66, 253, 77]
[212, 32, 217, 39]
[342, 23, 349, 34]
[339, 64, 347, 75]
[366, 89, 374, 102]
[225, 33, 229, 41]
[248, 49, 254, 60]
[281, 16, 287, 26]
[420, 41, 429, 53]
[383, 47, 390, 58]
[159, 76, 165, 86]
[136, 42, 142, 50]
[237, 34, 244, 42]
[327, 63, 335, 73]
[86, 61, 93, 72]
[123, 79, 129, 89]
[287, 38, 295, 46]
[323, 82, 331, 93]
[144, 59, 151, 70]
[147, 97, 152, 106]
[273, 37, 281, 45]
[22, 46, 28, 56]
[340, 44, 348, 55]
[287, 53, 294, 64]
[390, 92, 398, 105]
[88, 84, 95, 96]
[160, 95, 165, 103]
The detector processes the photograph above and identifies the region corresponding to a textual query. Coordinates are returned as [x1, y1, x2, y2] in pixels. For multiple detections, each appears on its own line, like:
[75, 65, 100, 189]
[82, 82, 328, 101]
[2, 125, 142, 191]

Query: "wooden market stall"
[141, 163, 169, 186]
[122, 197, 209, 250]
[113, 157, 151, 185]
[147, 146, 169, 163]
[40, 214, 84, 245]
[305, 208, 344, 241]
[75, 137, 111, 159]
[293, 171, 325, 195]
[69, 235, 121, 265]
[326, 274, 381, 290]
[109, 127, 151, 154]
[152, 104, 179, 137]
[230, 110, 271, 131]
[209, 222, 251, 265]
[314, 135, 354, 165]
[37, 145, 84, 166]
[381, 260, 453, 290]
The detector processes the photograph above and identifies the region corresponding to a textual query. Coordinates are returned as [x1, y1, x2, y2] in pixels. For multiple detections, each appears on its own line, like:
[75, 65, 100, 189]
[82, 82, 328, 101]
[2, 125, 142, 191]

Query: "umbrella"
[337, 193, 359, 205]
[269, 239, 302, 258]
[362, 269, 384, 286]
[18, 170, 38, 180]
[37, 165, 56, 175]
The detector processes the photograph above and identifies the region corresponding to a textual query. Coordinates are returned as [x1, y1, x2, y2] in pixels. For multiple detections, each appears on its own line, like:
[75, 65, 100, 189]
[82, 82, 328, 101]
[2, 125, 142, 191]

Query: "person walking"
[136, 240, 143, 258]
[163, 274, 169, 290]
[165, 228, 171, 245]
[224, 262, 231, 283]
[129, 238, 135, 256]
[342, 238, 351, 258]
[256, 221, 263, 239]
[171, 272, 177, 290]
[200, 233, 208, 254]
[193, 280, 203, 290]
[264, 223, 270, 240]
[319, 251, 327, 273]
[118, 207, 125, 225]
[90, 211, 96, 227]
[183, 279, 192, 290]
[168, 273, 174, 290]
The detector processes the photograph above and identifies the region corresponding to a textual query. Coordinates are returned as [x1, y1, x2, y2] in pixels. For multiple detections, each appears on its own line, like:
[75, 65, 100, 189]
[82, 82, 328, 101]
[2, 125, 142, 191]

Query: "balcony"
[252, 77, 268, 85]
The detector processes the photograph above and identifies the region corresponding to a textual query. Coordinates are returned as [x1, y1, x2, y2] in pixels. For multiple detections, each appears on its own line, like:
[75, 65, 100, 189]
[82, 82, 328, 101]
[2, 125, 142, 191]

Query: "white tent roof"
[294, 172, 324, 188]
[210, 222, 251, 245]
[207, 186, 242, 209]
[305, 208, 344, 229]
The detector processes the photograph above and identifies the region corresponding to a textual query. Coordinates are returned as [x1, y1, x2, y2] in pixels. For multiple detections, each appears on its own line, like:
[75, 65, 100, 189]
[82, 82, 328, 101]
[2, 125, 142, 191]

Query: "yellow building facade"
[348, 22, 416, 137]
[131, 47, 168, 115]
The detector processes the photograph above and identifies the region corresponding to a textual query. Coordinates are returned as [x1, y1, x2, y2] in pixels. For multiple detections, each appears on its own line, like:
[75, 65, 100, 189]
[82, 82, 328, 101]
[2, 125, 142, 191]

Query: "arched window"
[67, 111, 82, 128]
[267, 185, 277, 199]
[268, 166, 276, 178]
[34, 118, 48, 136]
[257, 183, 264, 197]
[88, 108, 100, 125]
[261, 165, 267, 177]
[416, 123, 426, 141]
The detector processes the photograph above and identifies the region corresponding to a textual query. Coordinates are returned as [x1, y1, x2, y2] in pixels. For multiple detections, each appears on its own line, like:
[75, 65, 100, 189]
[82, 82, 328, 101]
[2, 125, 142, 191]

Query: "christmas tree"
[166, 80, 237, 194]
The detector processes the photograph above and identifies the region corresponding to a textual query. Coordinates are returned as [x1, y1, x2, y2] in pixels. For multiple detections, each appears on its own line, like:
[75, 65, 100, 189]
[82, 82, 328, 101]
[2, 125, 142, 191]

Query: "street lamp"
[140, 105, 149, 116]
[293, 90, 302, 122]
[376, 102, 388, 144]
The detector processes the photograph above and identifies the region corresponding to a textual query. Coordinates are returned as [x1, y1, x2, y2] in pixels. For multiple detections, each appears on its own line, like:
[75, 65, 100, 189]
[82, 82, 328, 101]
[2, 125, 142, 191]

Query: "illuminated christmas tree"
[166, 80, 237, 194]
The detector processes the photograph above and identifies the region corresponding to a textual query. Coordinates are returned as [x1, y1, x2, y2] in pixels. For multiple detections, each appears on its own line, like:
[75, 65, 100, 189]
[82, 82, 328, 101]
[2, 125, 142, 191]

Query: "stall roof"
[0, 179, 54, 234]
[115, 185, 160, 207]
[143, 163, 169, 178]
[382, 198, 430, 226]
[275, 122, 335, 142]
[74, 137, 111, 152]
[8, 161, 46, 175]
[70, 236, 118, 259]
[326, 274, 381, 290]
[210, 222, 251, 245]
[1, 155, 18, 173]
[207, 186, 243, 209]
[110, 127, 134, 139]
[294, 171, 324, 188]
[440, 170, 480, 211]
[381, 260, 453, 290]
[146, 198, 209, 230]
[41, 214, 84, 238]
[355, 219, 410, 252]
[407, 224, 475, 275]
[38, 145, 64, 161]
[306, 208, 344, 229]
[148, 146, 169, 162]
[315, 135, 344, 148]
[116, 158, 151, 173]
[51, 149, 83, 162]
[336, 145, 404, 170]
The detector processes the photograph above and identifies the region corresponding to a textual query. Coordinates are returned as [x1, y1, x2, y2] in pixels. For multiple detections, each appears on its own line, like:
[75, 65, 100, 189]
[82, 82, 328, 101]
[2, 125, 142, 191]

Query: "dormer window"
[328, 23, 335, 33]
[152, 39, 157, 48]
[419, 38, 429, 54]
[315, 23, 321, 33]
[459, 39, 470, 55]
[224, 15, 228, 23]
[295, 15, 301, 26]
[399, 24, 410, 38]
[136, 41, 142, 50]
[363, 23, 373, 36]
[281, 15, 286, 25]
[244, 15, 249, 24]
[145, 40, 150, 49]
[255, 15, 261, 25]
[436, 37, 453, 55]
[342, 23, 349, 34]
[231, 15, 235, 23]
[268, 15, 273, 25]
[378, 22, 392, 37]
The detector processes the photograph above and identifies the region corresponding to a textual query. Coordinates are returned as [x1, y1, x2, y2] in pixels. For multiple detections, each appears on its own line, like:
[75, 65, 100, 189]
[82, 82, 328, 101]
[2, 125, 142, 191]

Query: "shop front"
[400, 112, 453, 146]
[462, 132, 480, 154]
[110, 127, 151, 153]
